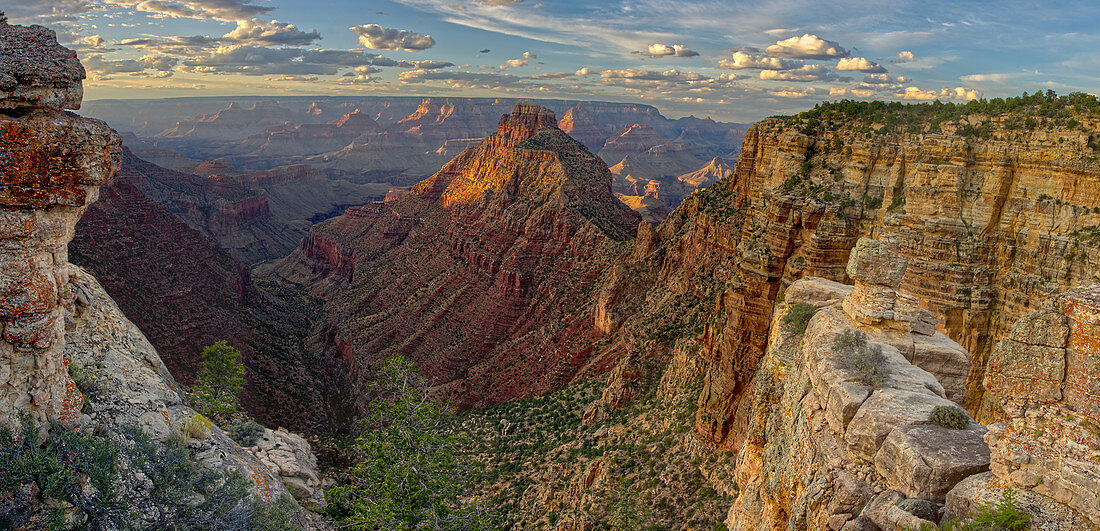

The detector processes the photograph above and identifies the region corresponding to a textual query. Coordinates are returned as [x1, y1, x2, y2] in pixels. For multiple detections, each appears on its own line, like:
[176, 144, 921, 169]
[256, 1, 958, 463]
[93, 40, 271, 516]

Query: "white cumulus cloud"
[836, 57, 886, 73]
[718, 51, 799, 70]
[350, 24, 435, 51]
[639, 43, 700, 58]
[759, 64, 841, 82]
[898, 86, 982, 101]
[765, 34, 848, 60]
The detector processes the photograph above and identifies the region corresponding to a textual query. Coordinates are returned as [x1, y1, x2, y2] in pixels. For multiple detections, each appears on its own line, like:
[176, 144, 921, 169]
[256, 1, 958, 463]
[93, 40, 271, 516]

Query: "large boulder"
[0, 20, 84, 111]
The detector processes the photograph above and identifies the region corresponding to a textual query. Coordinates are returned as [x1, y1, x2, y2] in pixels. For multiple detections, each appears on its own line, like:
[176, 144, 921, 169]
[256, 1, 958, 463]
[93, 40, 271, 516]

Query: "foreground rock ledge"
[0, 19, 120, 427]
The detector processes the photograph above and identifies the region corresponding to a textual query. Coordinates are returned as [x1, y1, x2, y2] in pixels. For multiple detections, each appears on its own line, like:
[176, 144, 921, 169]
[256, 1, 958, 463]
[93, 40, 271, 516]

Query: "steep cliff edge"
[270, 103, 640, 412]
[721, 102, 1100, 423]
[0, 20, 322, 527]
[588, 97, 1100, 458]
[727, 239, 988, 530]
[0, 19, 119, 427]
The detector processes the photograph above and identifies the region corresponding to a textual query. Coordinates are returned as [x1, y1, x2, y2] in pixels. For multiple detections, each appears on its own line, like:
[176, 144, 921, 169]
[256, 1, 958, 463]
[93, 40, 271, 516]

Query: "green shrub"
[969, 490, 1031, 530]
[929, 406, 970, 430]
[324, 355, 493, 529]
[929, 490, 1032, 530]
[833, 330, 889, 387]
[0, 414, 296, 530]
[782, 302, 818, 334]
[0, 413, 124, 529]
[229, 420, 266, 447]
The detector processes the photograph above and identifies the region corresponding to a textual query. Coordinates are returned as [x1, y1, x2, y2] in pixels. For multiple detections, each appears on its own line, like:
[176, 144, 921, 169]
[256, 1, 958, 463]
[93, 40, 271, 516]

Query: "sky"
[8, 0, 1100, 122]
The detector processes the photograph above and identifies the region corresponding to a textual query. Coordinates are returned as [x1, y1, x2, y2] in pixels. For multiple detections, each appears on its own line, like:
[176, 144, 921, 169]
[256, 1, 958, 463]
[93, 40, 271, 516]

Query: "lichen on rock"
[0, 19, 120, 428]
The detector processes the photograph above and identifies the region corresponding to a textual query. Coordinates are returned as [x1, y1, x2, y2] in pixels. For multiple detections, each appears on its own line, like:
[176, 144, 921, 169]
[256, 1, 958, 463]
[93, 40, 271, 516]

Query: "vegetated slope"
[269, 103, 640, 413]
[71, 168, 343, 433]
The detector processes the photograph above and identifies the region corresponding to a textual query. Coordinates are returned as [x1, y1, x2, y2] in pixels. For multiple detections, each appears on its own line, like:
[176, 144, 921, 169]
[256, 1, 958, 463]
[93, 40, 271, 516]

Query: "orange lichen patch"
[2, 311, 58, 347]
[56, 368, 83, 428]
[162, 410, 172, 427]
[0, 210, 34, 239]
[245, 460, 273, 502]
[0, 260, 55, 317]
[1058, 290, 1100, 420]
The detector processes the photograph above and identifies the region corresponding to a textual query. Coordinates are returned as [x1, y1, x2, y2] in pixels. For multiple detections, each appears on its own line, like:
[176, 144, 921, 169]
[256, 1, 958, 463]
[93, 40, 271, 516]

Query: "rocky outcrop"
[0, 21, 83, 111]
[945, 285, 1100, 526]
[249, 427, 327, 505]
[270, 103, 640, 412]
[727, 241, 989, 530]
[723, 113, 1100, 422]
[0, 20, 120, 427]
[63, 266, 293, 502]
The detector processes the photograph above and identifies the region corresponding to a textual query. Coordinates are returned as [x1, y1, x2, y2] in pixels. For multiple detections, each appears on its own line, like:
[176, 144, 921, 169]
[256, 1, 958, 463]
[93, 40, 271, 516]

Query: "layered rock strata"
[946, 285, 1100, 526]
[0, 20, 120, 427]
[728, 240, 988, 530]
[271, 103, 640, 412]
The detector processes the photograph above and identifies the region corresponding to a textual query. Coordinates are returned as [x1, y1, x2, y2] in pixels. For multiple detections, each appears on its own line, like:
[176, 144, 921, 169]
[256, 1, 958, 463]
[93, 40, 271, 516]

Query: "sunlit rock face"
[0, 19, 121, 427]
[271, 103, 640, 414]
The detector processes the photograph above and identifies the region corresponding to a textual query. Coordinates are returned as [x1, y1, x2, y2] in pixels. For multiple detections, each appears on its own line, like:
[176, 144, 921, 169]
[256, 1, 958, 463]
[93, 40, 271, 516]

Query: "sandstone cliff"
[727, 239, 987, 530]
[588, 100, 1100, 458]
[0, 19, 119, 427]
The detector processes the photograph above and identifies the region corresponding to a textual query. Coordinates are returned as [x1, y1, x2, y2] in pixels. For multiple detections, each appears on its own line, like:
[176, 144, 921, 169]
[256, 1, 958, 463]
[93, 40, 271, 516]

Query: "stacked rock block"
[982, 285, 1100, 524]
[842, 237, 938, 336]
[0, 20, 121, 426]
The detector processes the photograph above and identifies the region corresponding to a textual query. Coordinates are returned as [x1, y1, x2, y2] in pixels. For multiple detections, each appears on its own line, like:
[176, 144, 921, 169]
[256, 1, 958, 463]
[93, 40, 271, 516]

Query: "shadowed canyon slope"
[270, 103, 640, 411]
[70, 157, 341, 433]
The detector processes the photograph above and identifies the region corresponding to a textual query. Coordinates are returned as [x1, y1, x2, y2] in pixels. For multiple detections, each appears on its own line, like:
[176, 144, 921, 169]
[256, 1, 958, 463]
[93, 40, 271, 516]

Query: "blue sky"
[9, 0, 1100, 121]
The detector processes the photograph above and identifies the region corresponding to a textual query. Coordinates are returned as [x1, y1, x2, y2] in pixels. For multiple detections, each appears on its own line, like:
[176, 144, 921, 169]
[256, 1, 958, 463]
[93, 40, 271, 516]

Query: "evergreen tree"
[324, 356, 492, 529]
[191, 340, 246, 417]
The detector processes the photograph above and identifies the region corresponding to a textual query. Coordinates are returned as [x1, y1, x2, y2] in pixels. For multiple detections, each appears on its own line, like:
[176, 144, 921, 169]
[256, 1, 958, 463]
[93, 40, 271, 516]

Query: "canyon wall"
[0, 20, 120, 426]
[599, 106, 1100, 454]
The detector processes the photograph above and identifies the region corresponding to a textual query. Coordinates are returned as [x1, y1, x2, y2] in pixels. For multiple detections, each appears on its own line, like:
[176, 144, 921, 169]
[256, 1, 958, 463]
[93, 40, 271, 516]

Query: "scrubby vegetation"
[833, 330, 889, 387]
[927, 490, 1033, 530]
[324, 356, 492, 529]
[458, 362, 736, 529]
[781, 302, 818, 334]
[0, 414, 294, 529]
[789, 90, 1100, 136]
[929, 406, 970, 430]
[228, 419, 266, 447]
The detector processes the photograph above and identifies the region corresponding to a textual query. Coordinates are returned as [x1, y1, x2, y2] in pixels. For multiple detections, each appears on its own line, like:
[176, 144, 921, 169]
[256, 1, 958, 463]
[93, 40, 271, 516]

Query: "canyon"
[2, 17, 1098, 528]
